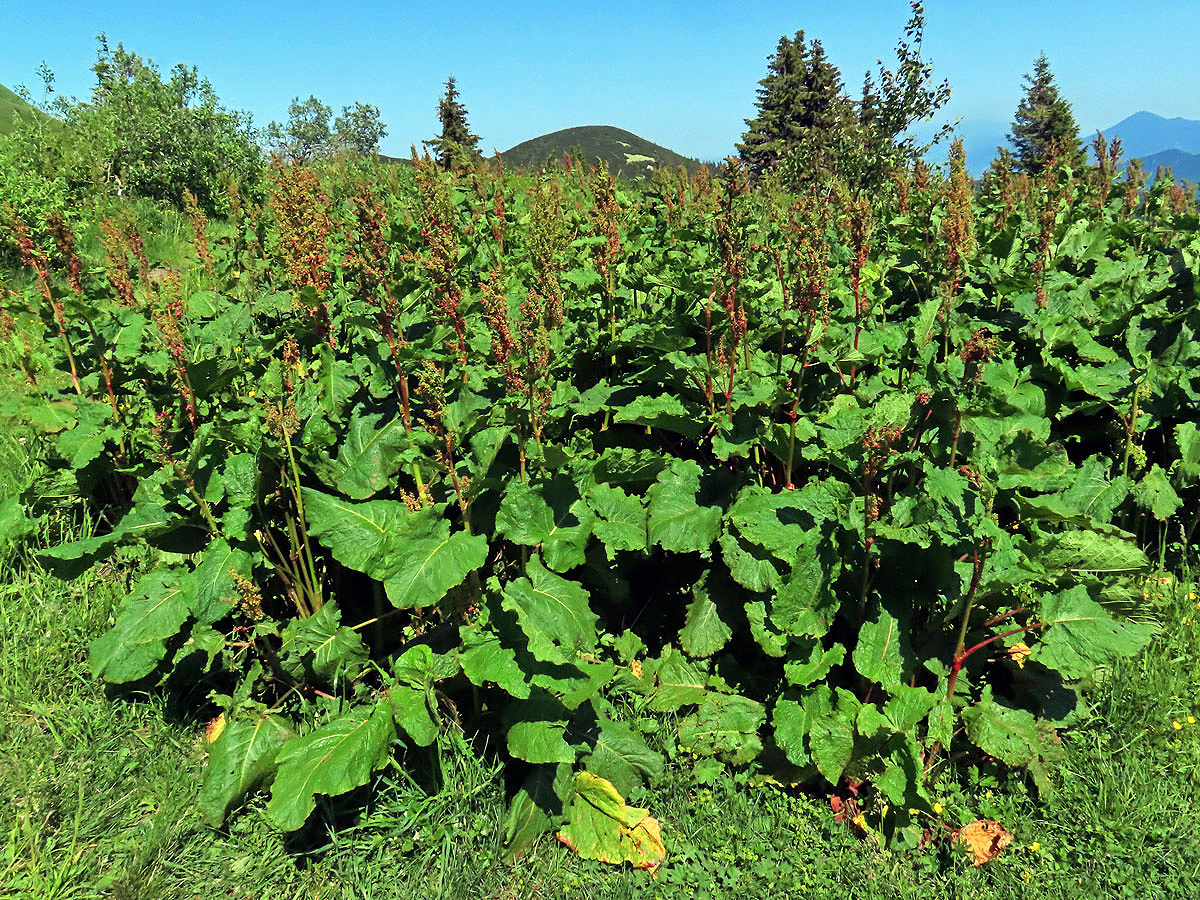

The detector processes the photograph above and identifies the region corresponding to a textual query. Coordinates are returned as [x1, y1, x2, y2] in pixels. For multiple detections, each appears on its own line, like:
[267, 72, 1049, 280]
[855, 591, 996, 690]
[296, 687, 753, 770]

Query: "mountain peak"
[499, 125, 703, 179]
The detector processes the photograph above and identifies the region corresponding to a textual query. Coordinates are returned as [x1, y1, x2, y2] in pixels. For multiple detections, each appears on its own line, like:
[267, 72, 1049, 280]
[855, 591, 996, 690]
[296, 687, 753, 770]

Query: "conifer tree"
[737, 32, 853, 185]
[427, 77, 481, 171]
[1008, 55, 1085, 175]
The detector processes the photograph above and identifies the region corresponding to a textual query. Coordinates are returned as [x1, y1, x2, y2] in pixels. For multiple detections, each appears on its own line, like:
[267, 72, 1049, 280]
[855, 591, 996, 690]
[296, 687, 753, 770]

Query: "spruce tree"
[737, 32, 853, 185]
[427, 77, 481, 171]
[1008, 55, 1085, 175]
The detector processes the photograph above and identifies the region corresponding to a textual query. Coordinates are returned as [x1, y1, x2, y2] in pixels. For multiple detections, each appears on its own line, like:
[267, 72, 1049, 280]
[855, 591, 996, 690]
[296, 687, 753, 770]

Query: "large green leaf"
[784, 642, 845, 687]
[961, 687, 1041, 766]
[679, 575, 734, 658]
[89, 539, 252, 683]
[382, 520, 488, 609]
[495, 477, 594, 572]
[279, 602, 368, 682]
[388, 645, 440, 746]
[321, 412, 411, 499]
[40, 502, 170, 578]
[199, 715, 294, 826]
[769, 541, 838, 638]
[89, 570, 190, 684]
[584, 714, 663, 795]
[1031, 530, 1149, 574]
[724, 485, 811, 561]
[852, 608, 904, 689]
[508, 720, 578, 764]
[458, 623, 530, 699]
[267, 698, 396, 831]
[586, 483, 647, 556]
[1132, 465, 1182, 521]
[647, 459, 721, 554]
[501, 558, 597, 665]
[809, 713, 855, 785]
[677, 693, 765, 765]
[1034, 586, 1155, 679]
[646, 647, 708, 711]
[301, 488, 413, 580]
[772, 684, 833, 768]
[504, 764, 571, 863]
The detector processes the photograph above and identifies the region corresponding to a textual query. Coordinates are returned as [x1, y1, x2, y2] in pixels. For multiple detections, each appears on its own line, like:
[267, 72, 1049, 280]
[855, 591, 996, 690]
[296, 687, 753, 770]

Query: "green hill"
[0, 84, 52, 135]
[499, 125, 703, 179]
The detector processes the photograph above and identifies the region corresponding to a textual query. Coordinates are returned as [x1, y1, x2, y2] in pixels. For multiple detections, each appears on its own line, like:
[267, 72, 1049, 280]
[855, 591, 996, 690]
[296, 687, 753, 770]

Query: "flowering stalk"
[588, 164, 622, 348]
[151, 271, 199, 429]
[418, 360, 471, 526]
[938, 140, 976, 343]
[151, 409, 221, 535]
[347, 182, 412, 431]
[183, 189, 215, 278]
[10, 215, 82, 394]
[269, 158, 336, 347]
[713, 161, 748, 421]
[100, 219, 137, 307]
[411, 153, 468, 368]
[839, 192, 874, 384]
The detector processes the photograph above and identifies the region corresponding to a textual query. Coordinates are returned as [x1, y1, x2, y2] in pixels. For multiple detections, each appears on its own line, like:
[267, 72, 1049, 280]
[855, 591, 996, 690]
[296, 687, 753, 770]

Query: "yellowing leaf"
[556, 772, 666, 872]
[205, 712, 227, 744]
[955, 819, 1014, 866]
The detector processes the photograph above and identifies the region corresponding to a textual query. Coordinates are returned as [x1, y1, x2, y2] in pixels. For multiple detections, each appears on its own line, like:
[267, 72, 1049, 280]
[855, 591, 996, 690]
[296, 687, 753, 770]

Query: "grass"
[0, 84, 52, 137]
[1, 380, 1199, 899]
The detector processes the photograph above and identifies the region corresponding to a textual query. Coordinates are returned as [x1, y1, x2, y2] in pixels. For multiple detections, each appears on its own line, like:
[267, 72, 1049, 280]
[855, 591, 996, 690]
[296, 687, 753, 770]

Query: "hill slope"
[0, 84, 52, 135]
[500, 125, 702, 179]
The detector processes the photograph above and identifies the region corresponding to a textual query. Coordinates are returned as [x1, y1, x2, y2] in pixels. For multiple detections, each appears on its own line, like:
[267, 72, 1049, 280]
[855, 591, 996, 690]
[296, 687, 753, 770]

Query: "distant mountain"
[1133, 148, 1200, 185]
[0, 83, 52, 135]
[500, 126, 702, 179]
[1100, 111, 1200, 161]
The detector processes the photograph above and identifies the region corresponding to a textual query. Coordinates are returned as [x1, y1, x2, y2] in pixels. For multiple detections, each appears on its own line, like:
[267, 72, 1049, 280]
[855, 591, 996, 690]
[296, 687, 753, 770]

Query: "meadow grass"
[1, 383, 1199, 900]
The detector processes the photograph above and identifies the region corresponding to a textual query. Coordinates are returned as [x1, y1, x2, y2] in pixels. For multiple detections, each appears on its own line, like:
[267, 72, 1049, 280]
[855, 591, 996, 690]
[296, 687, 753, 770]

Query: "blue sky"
[3, 1, 1196, 164]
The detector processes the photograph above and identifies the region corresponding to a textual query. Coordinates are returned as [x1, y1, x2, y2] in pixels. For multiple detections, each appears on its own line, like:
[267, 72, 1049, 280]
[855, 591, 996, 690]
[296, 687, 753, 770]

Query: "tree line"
[2, 6, 1096, 226]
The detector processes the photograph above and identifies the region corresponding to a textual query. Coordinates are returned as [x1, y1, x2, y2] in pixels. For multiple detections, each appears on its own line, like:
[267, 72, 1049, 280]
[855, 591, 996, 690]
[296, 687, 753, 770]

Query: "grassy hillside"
[0, 84, 52, 135]
[500, 125, 703, 178]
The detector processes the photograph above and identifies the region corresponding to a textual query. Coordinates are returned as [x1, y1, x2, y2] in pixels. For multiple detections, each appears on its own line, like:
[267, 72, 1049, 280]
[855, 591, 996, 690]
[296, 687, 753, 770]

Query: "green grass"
[0, 83, 54, 136]
[1, 381, 1199, 899]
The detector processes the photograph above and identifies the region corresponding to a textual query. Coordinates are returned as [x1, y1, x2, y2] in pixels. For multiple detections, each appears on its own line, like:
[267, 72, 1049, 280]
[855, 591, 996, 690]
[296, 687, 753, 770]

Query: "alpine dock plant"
[1, 146, 1192, 869]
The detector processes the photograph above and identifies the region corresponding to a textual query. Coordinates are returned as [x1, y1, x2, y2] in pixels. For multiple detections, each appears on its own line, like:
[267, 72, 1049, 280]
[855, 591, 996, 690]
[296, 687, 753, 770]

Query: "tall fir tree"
[1008, 55, 1085, 175]
[426, 77, 480, 171]
[737, 32, 853, 185]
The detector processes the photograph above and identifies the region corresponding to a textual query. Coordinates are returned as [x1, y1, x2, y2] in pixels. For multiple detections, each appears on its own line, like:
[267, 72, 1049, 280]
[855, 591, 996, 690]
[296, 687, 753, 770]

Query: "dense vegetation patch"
[1, 140, 1197, 870]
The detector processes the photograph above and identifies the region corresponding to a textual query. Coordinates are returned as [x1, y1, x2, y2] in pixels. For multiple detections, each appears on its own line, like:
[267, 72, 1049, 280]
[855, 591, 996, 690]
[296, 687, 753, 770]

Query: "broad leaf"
[852, 608, 904, 689]
[679, 575, 734, 658]
[585, 715, 663, 795]
[322, 412, 411, 499]
[199, 715, 294, 826]
[382, 520, 488, 609]
[677, 693, 765, 765]
[1034, 586, 1155, 679]
[556, 773, 666, 871]
[961, 688, 1041, 766]
[501, 558, 597, 665]
[279, 602, 368, 682]
[267, 698, 396, 831]
[647, 459, 721, 554]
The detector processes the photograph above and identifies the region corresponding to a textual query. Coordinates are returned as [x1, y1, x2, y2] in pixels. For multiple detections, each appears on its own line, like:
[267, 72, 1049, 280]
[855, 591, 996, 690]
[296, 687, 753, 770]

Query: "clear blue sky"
[3, 1, 1196, 163]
